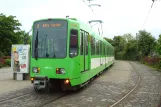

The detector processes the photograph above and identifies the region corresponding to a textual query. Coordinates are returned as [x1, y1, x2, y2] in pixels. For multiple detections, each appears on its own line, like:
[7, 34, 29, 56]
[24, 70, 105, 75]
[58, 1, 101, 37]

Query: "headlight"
[60, 68, 65, 74]
[56, 68, 66, 74]
[33, 67, 38, 73]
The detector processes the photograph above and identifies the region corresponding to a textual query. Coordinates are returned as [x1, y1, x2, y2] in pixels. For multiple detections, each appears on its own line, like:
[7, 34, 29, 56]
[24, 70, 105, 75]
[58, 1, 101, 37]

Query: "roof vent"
[66, 16, 69, 18]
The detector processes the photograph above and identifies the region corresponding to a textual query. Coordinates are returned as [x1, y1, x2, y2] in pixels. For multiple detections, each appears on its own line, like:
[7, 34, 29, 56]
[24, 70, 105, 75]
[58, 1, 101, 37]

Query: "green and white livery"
[30, 18, 114, 91]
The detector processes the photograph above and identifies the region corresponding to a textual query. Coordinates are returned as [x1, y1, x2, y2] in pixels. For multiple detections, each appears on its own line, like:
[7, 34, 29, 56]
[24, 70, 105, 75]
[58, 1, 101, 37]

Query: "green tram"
[30, 18, 114, 91]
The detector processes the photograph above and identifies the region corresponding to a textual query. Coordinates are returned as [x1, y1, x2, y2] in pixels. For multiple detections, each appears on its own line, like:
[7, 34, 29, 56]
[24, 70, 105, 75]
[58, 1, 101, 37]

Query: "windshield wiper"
[45, 35, 49, 58]
[53, 39, 56, 58]
[34, 30, 38, 60]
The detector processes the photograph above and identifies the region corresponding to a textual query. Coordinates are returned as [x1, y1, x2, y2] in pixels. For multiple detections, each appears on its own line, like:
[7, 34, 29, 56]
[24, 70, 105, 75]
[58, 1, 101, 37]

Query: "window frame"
[69, 29, 78, 58]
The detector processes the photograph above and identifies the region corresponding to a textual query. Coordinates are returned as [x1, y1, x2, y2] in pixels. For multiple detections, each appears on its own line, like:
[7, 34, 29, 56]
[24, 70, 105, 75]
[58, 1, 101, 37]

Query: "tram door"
[80, 30, 89, 72]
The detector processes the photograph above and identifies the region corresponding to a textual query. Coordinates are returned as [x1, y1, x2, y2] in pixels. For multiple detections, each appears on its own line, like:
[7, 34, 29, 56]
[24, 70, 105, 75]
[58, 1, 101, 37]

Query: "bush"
[0, 63, 5, 68]
[158, 60, 161, 69]
[0, 51, 4, 57]
[0, 58, 5, 64]
[5, 59, 11, 66]
[2, 56, 11, 59]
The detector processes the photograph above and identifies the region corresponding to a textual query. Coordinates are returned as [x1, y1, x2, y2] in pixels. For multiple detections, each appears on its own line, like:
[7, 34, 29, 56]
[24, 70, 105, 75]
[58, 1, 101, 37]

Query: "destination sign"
[41, 23, 61, 28]
[34, 20, 67, 29]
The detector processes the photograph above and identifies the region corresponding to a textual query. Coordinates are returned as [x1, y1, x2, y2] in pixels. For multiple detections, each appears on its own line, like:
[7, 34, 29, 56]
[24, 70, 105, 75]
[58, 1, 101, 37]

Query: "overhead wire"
[141, 0, 155, 29]
[82, 0, 104, 36]
[82, 0, 98, 19]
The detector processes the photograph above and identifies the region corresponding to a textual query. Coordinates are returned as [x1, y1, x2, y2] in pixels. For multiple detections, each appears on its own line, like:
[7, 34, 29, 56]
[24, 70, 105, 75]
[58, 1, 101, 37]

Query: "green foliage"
[113, 36, 126, 52]
[0, 51, 4, 57]
[123, 33, 134, 43]
[104, 31, 160, 65]
[0, 13, 21, 56]
[106, 31, 156, 61]
[5, 59, 11, 66]
[158, 60, 161, 69]
[104, 37, 114, 46]
[137, 30, 156, 57]
[156, 34, 161, 55]
[0, 13, 30, 56]
[0, 63, 4, 68]
[108, 34, 137, 60]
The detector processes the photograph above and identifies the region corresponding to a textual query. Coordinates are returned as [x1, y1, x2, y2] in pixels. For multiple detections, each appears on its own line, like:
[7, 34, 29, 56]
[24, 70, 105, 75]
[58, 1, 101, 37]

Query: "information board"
[11, 45, 30, 73]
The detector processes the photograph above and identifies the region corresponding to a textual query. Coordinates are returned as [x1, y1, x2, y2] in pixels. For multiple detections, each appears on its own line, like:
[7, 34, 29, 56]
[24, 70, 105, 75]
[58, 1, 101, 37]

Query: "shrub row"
[0, 57, 11, 68]
[143, 56, 161, 70]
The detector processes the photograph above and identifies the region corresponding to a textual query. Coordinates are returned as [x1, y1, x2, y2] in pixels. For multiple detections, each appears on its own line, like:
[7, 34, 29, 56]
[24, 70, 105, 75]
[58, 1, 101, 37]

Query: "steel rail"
[109, 61, 141, 107]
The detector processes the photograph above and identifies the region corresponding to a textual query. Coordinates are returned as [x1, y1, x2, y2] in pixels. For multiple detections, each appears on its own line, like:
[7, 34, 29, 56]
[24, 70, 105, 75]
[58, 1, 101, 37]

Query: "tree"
[156, 34, 161, 55]
[0, 13, 29, 56]
[123, 33, 134, 43]
[124, 39, 137, 60]
[113, 36, 126, 52]
[137, 30, 156, 58]
[104, 37, 114, 46]
[113, 36, 126, 59]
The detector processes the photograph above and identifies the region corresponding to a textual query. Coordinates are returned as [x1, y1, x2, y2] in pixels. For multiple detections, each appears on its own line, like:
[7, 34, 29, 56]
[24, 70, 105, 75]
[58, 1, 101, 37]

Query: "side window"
[102, 43, 104, 56]
[96, 39, 99, 55]
[104, 43, 106, 56]
[69, 29, 78, 58]
[107, 46, 109, 55]
[91, 36, 95, 55]
[85, 32, 88, 55]
[80, 31, 83, 55]
[100, 41, 102, 56]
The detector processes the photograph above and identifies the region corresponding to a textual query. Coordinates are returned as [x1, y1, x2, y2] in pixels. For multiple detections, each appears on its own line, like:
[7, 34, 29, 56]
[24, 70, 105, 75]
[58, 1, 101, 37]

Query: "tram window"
[91, 36, 95, 55]
[109, 47, 111, 55]
[107, 46, 109, 55]
[85, 32, 88, 55]
[102, 43, 105, 55]
[100, 41, 102, 56]
[96, 39, 99, 55]
[69, 29, 78, 58]
[104, 44, 106, 56]
[109, 48, 111, 55]
[80, 32, 83, 55]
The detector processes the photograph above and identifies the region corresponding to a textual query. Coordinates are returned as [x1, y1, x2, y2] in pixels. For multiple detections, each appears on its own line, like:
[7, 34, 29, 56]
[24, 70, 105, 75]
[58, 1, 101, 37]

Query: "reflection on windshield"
[32, 20, 67, 58]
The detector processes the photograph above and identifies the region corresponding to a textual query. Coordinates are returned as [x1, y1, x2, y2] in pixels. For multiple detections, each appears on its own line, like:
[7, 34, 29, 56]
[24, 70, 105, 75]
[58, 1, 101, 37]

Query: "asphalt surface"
[0, 61, 161, 107]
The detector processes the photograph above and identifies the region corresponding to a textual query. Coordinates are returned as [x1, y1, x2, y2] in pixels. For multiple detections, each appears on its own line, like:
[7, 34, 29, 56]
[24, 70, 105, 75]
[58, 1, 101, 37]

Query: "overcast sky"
[0, 0, 161, 39]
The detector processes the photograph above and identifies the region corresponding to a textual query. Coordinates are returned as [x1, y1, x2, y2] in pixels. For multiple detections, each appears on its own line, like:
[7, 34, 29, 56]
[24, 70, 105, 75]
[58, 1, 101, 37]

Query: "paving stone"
[43, 61, 139, 107]
[1, 61, 161, 107]
[117, 62, 161, 107]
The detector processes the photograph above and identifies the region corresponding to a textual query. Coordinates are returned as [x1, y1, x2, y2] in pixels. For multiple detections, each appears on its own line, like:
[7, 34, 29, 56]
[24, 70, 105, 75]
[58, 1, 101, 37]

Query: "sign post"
[11, 45, 30, 80]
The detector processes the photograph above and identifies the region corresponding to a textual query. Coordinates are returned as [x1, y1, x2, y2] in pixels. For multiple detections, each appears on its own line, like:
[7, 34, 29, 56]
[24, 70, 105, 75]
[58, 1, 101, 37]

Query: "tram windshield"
[32, 20, 67, 58]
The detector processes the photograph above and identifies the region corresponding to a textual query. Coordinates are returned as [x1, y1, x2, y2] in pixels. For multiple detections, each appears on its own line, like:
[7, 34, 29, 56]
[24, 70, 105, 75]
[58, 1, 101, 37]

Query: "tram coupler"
[33, 76, 49, 91]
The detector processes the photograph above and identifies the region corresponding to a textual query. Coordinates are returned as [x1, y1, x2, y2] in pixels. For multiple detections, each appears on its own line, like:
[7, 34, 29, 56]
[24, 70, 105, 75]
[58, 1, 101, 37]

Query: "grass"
[141, 61, 161, 72]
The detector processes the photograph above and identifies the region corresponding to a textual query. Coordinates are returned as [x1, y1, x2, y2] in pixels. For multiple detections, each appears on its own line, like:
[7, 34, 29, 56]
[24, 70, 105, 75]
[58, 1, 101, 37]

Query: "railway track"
[0, 92, 35, 103]
[0, 61, 160, 107]
[109, 61, 142, 107]
[38, 92, 68, 107]
[109, 61, 161, 107]
[0, 88, 68, 107]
